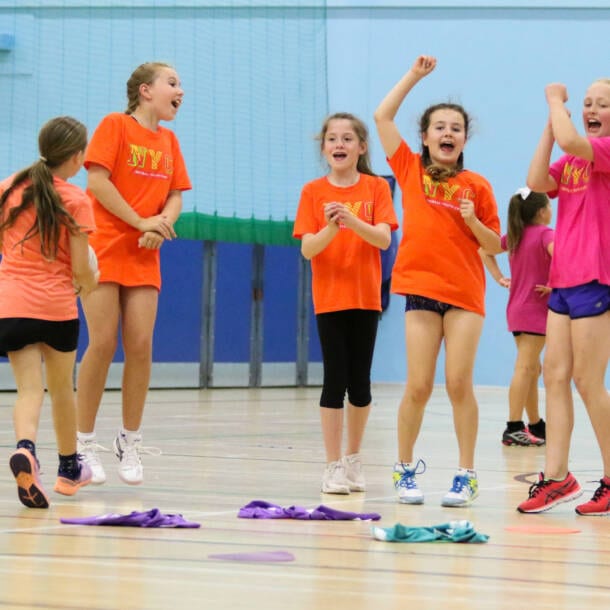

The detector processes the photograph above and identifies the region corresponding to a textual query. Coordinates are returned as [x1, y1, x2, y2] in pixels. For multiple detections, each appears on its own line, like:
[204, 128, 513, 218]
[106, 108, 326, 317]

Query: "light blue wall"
[322, 4, 610, 386]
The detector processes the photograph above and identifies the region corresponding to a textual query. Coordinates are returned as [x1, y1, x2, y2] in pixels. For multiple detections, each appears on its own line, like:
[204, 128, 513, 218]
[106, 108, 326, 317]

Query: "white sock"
[77, 430, 96, 442]
[458, 467, 476, 477]
[121, 428, 141, 444]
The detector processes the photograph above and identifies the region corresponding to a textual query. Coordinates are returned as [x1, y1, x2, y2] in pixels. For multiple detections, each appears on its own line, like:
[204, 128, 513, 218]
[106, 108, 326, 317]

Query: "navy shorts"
[405, 294, 457, 316]
[0, 318, 79, 357]
[548, 281, 610, 319]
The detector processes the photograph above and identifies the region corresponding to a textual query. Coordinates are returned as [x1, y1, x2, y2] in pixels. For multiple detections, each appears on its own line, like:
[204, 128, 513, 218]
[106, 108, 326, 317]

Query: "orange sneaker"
[9, 448, 49, 509]
[54, 459, 93, 496]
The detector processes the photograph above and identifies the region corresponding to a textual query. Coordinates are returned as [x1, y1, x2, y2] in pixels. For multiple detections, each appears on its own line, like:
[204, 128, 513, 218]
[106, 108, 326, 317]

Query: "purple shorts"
[404, 294, 457, 316]
[548, 281, 610, 319]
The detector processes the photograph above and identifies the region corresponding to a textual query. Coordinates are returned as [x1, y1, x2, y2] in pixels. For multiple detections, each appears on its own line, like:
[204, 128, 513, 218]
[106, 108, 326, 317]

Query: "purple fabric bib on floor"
[60, 508, 200, 528]
[238, 500, 381, 521]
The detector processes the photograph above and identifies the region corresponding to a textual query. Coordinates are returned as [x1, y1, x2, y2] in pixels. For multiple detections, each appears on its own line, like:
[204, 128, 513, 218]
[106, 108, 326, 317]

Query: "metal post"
[199, 240, 217, 388]
[249, 244, 264, 387]
[296, 255, 311, 386]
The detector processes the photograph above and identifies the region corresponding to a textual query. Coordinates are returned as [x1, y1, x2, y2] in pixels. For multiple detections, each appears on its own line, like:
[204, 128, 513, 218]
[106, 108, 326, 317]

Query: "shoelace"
[527, 478, 551, 498]
[591, 480, 610, 501]
[80, 441, 111, 454]
[450, 475, 469, 493]
[121, 443, 142, 468]
[136, 444, 162, 456]
[396, 459, 426, 489]
[121, 440, 163, 456]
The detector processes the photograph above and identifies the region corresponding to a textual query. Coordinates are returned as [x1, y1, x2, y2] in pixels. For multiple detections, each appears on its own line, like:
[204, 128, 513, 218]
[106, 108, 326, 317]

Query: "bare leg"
[119, 286, 158, 431]
[42, 345, 78, 455]
[509, 334, 545, 422]
[398, 310, 443, 463]
[443, 309, 484, 470]
[345, 402, 370, 455]
[8, 345, 45, 443]
[571, 311, 610, 476]
[320, 406, 343, 462]
[77, 283, 120, 433]
[524, 372, 542, 426]
[542, 311, 574, 479]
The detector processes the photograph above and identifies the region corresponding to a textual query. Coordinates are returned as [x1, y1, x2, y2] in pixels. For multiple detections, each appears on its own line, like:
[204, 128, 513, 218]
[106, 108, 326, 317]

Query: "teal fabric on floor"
[372, 520, 489, 543]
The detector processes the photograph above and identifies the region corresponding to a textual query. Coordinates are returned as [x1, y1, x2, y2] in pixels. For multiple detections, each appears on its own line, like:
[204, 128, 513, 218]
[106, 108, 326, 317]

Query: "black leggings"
[316, 309, 379, 408]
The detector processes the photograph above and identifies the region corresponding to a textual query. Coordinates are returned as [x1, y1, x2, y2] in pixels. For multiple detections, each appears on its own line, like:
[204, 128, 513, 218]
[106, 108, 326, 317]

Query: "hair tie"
[514, 186, 531, 200]
[39, 156, 47, 163]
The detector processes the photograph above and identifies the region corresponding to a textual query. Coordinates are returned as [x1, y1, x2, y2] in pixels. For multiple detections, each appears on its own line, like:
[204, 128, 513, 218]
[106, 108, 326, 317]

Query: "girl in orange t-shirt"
[0, 117, 98, 508]
[76, 62, 192, 486]
[293, 113, 398, 495]
[374, 56, 500, 507]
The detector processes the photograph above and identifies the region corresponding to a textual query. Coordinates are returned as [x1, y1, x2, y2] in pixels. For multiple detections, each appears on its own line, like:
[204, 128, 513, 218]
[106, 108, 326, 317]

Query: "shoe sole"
[321, 485, 350, 494]
[575, 509, 610, 516]
[517, 488, 583, 513]
[502, 439, 545, 447]
[118, 475, 143, 486]
[441, 495, 479, 507]
[347, 481, 366, 492]
[9, 451, 49, 509]
[399, 497, 424, 505]
[54, 475, 93, 496]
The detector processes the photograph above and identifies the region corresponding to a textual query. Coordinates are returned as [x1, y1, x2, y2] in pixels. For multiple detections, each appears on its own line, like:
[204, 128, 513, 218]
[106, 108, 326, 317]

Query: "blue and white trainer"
[442, 470, 479, 507]
[393, 459, 426, 504]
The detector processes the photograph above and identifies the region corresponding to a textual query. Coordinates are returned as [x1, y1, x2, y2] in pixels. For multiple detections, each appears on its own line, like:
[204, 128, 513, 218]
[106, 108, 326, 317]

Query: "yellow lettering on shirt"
[561, 162, 591, 188]
[127, 144, 174, 177]
[128, 144, 149, 169]
[440, 183, 461, 200]
[344, 201, 362, 217]
[148, 150, 163, 171]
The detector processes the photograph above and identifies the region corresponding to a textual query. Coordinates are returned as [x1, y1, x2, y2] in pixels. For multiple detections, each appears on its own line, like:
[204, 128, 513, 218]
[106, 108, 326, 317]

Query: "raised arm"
[546, 83, 594, 161]
[526, 119, 558, 193]
[374, 55, 437, 159]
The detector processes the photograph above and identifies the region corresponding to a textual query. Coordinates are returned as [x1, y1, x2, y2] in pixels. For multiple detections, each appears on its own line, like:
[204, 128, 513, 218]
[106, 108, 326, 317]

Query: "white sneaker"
[77, 435, 108, 485]
[393, 459, 426, 504]
[321, 460, 350, 494]
[343, 453, 366, 492]
[114, 431, 143, 485]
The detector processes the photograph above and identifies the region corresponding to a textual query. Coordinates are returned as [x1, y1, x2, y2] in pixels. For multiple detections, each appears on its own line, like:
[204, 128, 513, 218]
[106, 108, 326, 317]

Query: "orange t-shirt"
[0, 175, 95, 320]
[388, 140, 499, 315]
[293, 173, 398, 314]
[84, 113, 192, 290]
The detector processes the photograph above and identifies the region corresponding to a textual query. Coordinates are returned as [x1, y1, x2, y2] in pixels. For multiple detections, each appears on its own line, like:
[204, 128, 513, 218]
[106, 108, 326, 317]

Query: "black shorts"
[0, 318, 79, 357]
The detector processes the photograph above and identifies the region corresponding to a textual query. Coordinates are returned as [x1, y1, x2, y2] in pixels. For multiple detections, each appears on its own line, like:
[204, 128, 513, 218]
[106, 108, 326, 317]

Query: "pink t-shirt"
[0, 175, 95, 320]
[548, 137, 610, 288]
[501, 225, 554, 334]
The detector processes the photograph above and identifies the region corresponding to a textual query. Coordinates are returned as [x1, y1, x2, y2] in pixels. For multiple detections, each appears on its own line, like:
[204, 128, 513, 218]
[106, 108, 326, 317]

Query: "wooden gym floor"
[0, 385, 608, 609]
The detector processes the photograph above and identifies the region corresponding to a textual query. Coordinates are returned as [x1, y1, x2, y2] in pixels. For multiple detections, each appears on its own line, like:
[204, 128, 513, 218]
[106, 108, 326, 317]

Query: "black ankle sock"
[16, 439, 36, 457]
[506, 420, 525, 433]
[529, 419, 546, 438]
[58, 453, 81, 480]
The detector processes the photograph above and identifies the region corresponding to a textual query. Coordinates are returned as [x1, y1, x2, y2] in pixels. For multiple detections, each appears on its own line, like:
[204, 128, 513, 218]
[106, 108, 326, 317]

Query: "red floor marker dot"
[505, 525, 581, 535]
